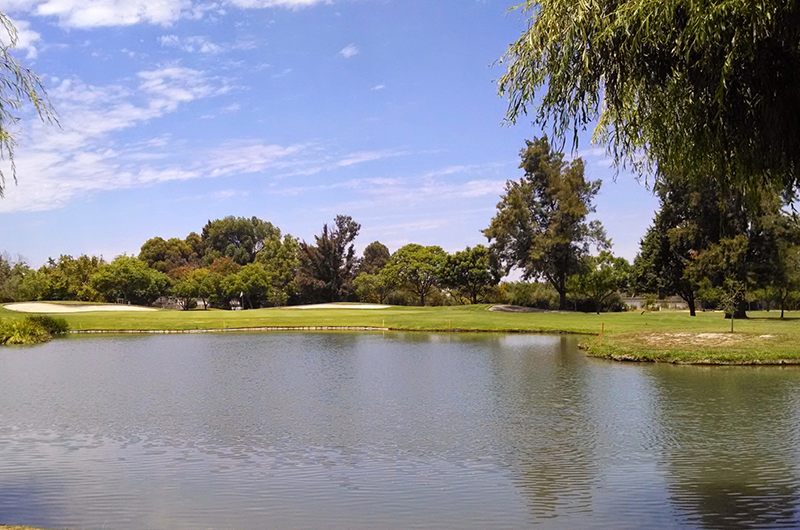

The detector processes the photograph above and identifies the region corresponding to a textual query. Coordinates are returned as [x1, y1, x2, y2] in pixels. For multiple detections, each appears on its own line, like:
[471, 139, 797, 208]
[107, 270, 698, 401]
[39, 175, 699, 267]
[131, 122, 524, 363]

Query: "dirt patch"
[637, 332, 769, 348]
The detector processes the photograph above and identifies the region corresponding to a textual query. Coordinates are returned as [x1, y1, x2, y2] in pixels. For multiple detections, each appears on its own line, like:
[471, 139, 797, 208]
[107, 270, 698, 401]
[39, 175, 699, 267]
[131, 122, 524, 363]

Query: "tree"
[90, 256, 170, 306]
[256, 234, 300, 306]
[499, 1, 800, 194]
[0, 14, 56, 197]
[353, 272, 396, 304]
[208, 256, 241, 277]
[201, 216, 281, 265]
[0, 253, 30, 302]
[688, 236, 751, 319]
[222, 262, 284, 309]
[171, 278, 199, 310]
[296, 215, 361, 303]
[484, 137, 607, 310]
[382, 244, 448, 306]
[358, 241, 391, 275]
[569, 252, 632, 314]
[139, 237, 198, 275]
[203, 257, 240, 309]
[634, 174, 788, 318]
[774, 246, 800, 319]
[171, 268, 214, 310]
[634, 214, 700, 316]
[16, 255, 104, 302]
[442, 245, 501, 304]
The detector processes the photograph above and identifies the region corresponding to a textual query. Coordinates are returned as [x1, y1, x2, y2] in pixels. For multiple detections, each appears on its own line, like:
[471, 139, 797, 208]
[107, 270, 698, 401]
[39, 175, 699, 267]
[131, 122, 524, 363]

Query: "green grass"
[1, 303, 798, 363]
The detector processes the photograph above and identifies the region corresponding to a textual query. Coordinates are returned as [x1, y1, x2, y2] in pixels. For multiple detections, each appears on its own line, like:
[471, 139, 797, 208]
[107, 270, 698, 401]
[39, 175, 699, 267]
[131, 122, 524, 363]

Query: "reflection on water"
[0, 332, 799, 529]
[649, 366, 800, 529]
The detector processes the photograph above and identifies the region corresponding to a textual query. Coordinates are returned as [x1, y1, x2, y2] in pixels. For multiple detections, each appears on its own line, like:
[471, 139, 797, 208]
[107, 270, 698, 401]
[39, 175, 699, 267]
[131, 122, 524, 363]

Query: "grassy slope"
[1, 303, 798, 363]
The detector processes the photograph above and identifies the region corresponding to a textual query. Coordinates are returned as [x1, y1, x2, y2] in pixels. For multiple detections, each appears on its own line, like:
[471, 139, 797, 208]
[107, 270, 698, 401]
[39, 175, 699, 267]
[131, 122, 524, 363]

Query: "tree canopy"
[201, 216, 281, 265]
[633, 175, 791, 318]
[90, 256, 170, 306]
[139, 237, 199, 275]
[500, 1, 800, 194]
[296, 215, 361, 303]
[442, 245, 501, 304]
[358, 241, 391, 275]
[382, 244, 448, 306]
[484, 137, 607, 309]
[569, 251, 631, 314]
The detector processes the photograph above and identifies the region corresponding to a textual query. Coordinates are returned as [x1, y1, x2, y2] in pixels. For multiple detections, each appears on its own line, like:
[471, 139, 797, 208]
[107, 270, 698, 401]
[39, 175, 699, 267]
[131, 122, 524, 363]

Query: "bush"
[498, 282, 559, 309]
[26, 315, 69, 334]
[568, 294, 627, 313]
[0, 319, 51, 345]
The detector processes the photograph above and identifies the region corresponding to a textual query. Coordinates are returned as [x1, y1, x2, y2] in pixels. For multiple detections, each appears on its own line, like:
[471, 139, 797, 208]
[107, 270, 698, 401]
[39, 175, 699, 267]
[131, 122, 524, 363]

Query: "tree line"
[0, 216, 507, 310]
[2, 137, 799, 316]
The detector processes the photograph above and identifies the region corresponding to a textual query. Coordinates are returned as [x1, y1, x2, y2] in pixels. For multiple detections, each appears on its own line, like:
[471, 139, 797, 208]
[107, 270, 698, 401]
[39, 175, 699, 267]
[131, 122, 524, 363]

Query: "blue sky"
[0, 0, 659, 267]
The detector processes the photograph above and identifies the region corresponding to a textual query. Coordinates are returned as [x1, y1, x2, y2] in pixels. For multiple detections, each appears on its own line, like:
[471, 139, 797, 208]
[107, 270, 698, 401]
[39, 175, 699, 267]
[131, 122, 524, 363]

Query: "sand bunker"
[489, 304, 551, 313]
[288, 303, 390, 310]
[4, 302, 157, 313]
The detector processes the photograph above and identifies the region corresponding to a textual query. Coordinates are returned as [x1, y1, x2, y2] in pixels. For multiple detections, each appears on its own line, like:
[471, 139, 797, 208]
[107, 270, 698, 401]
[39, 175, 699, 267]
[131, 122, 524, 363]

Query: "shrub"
[0, 319, 51, 345]
[26, 315, 69, 334]
[498, 282, 559, 309]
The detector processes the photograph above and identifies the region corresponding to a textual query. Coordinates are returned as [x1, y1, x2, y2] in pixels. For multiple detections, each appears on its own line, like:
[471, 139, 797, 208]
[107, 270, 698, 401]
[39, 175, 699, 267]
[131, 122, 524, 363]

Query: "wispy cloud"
[0, 68, 415, 213]
[2, 0, 343, 28]
[370, 84, 386, 91]
[0, 68, 231, 212]
[159, 34, 223, 54]
[338, 43, 358, 59]
[271, 68, 292, 79]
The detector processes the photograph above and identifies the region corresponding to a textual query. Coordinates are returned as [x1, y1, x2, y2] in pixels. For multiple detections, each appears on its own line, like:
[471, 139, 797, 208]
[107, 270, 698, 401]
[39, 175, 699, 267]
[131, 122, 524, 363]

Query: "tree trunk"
[558, 290, 567, 310]
[420, 292, 425, 306]
[724, 300, 748, 320]
[781, 290, 787, 319]
[687, 291, 696, 317]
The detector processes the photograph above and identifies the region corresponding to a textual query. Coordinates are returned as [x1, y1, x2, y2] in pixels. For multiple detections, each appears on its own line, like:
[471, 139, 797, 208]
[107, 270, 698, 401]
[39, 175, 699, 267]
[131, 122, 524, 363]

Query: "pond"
[1, 332, 799, 529]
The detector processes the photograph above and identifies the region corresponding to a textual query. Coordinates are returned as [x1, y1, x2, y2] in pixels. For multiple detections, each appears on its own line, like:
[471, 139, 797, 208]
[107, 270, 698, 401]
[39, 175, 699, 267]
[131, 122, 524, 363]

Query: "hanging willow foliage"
[0, 13, 57, 197]
[499, 1, 800, 197]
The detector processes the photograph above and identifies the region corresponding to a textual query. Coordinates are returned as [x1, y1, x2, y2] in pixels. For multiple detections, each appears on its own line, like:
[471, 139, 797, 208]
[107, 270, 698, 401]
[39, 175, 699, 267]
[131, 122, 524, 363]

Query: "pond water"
[1, 332, 799, 529]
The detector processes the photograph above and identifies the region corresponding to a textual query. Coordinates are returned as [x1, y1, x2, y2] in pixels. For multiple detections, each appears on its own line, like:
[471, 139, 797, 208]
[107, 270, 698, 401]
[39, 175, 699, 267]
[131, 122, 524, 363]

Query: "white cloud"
[138, 67, 227, 111]
[370, 85, 385, 91]
[0, 68, 231, 212]
[336, 149, 404, 167]
[159, 34, 225, 54]
[0, 68, 411, 212]
[227, 0, 333, 8]
[25, 0, 189, 28]
[338, 43, 358, 59]
[0, 17, 41, 58]
[270, 68, 292, 79]
[0, 0, 338, 28]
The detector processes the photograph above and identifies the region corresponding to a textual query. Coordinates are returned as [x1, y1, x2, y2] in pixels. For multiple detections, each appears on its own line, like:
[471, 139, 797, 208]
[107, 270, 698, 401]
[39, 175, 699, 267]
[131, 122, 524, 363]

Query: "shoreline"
[3, 304, 799, 365]
[68, 326, 584, 335]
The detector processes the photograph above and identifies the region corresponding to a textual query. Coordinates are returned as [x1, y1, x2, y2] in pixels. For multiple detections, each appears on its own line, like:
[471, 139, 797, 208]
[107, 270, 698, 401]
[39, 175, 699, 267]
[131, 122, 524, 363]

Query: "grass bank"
[1, 303, 798, 363]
